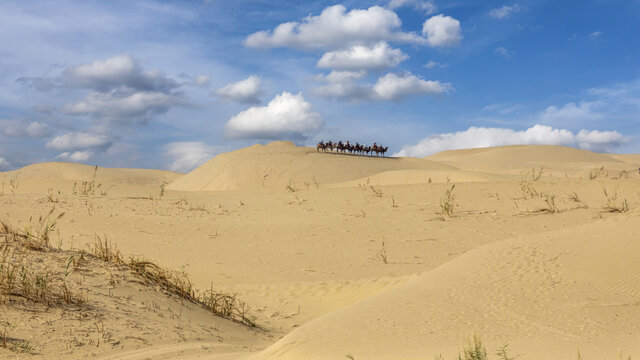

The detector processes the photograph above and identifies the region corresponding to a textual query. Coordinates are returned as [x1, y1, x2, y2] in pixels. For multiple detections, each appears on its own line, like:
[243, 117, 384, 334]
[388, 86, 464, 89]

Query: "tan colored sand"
[2, 142, 640, 359]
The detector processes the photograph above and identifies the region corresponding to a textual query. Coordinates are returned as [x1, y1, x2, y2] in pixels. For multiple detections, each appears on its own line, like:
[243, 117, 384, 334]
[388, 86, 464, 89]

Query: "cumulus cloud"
[314, 71, 451, 102]
[489, 4, 522, 19]
[388, 0, 437, 14]
[422, 14, 462, 47]
[0, 157, 11, 171]
[62, 54, 178, 93]
[62, 91, 184, 120]
[372, 72, 452, 100]
[394, 125, 626, 157]
[317, 42, 408, 71]
[244, 5, 423, 50]
[46, 132, 111, 151]
[541, 101, 604, 125]
[215, 76, 263, 104]
[1, 120, 53, 138]
[225, 92, 322, 140]
[424, 60, 447, 69]
[56, 151, 93, 162]
[164, 141, 220, 173]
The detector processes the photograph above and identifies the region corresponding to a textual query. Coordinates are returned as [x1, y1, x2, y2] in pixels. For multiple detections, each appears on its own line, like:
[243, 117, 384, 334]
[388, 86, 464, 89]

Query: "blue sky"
[1, 0, 639, 172]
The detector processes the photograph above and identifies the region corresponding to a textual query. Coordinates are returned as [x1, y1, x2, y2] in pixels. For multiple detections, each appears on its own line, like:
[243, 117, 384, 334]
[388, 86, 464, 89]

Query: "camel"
[317, 140, 388, 157]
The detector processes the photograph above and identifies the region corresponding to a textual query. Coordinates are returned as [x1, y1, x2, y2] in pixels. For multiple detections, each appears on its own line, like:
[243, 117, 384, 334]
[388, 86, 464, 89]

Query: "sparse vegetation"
[434, 336, 512, 360]
[588, 166, 606, 180]
[440, 184, 457, 217]
[519, 179, 539, 199]
[602, 187, 629, 213]
[159, 179, 168, 199]
[529, 166, 545, 181]
[370, 241, 388, 264]
[541, 193, 559, 213]
[370, 184, 383, 197]
[567, 191, 588, 209]
[286, 179, 298, 192]
[9, 173, 19, 195]
[1, 214, 257, 329]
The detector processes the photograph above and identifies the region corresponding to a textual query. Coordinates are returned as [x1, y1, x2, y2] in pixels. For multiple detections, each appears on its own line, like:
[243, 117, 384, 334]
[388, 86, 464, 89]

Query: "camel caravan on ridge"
[316, 140, 389, 157]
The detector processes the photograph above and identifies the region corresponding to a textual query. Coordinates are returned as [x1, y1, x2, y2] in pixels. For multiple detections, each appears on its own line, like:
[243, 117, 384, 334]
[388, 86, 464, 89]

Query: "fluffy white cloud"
[388, 0, 437, 14]
[245, 5, 423, 50]
[541, 101, 604, 125]
[394, 125, 626, 157]
[314, 71, 451, 101]
[317, 42, 408, 71]
[46, 132, 111, 151]
[164, 141, 220, 173]
[0, 157, 11, 171]
[225, 92, 322, 140]
[57, 150, 93, 162]
[62, 91, 184, 119]
[489, 4, 522, 19]
[215, 76, 263, 104]
[372, 72, 452, 100]
[1, 121, 52, 138]
[422, 14, 462, 47]
[63, 54, 178, 92]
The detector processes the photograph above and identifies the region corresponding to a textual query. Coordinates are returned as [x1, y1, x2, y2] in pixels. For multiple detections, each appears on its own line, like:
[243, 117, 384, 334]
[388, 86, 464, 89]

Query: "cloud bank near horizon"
[394, 125, 626, 157]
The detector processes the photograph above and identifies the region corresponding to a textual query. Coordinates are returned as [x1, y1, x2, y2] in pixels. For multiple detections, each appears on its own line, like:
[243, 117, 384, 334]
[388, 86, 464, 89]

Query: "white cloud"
[164, 141, 220, 173]
[62, 91, 184, 120]
[215, 76, 263, 104]
[388, 0, 437, 15]
[244, 5, 424, 50]
[0, 157, 11, 171]
[26, 122, 52, 138]
[489, 4, 522, 19]
[46, 132, 111, 151]
[424, 60, 447, 69]
[194, 75, 211, 86]
[63, 54, 178, 92]
[372, 72, 452, 100]
[494, 46, 514, 58]
[314, 71, 451, 102]
[589, 31, 603, 39]
[57, 150, 93, 162]
[422, 14, 462, 47]
[316, 70, 367, 83]
[1, 120, 52, 138]
[317, 42, 408, 71]
[394, 124, 626, 157]
[541, 101, 604, 124]
[225, 92, 322, 140]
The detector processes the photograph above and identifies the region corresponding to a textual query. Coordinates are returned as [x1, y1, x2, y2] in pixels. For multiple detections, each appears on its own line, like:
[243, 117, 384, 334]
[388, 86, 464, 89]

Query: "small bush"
[440, 184, 457, 217]
[602, 187, 629, 213]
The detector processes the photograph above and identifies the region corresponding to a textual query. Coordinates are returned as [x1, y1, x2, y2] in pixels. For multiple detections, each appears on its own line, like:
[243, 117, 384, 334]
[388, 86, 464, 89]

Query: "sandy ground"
[1, 141, 640, 359]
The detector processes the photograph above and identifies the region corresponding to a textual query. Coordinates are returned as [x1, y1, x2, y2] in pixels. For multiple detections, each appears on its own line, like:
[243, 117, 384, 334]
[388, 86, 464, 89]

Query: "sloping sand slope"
[167, 141, 457, 191]
[426, 145, 631, 178]
[1, 162, 181, 196]
[254, 209, 640, 360]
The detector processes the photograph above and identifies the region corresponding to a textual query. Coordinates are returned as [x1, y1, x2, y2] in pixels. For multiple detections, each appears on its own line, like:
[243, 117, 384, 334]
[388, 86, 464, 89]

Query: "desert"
[3, 1, 640, 359]
[2, 141, 640, 359]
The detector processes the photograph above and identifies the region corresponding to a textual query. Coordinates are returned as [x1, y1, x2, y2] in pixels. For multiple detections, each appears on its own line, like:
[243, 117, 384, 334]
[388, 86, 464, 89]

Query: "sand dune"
[1, 162, 181, 196]
[254, 209, 640, 360]
[2, 144, 640, 359]
[426, 145, 633, 178]
[167, 141, 457, 191]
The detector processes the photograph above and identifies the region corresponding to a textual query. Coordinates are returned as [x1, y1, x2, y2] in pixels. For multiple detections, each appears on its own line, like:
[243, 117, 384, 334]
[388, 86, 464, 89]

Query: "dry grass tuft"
[602, 187, 630, 213]
[370, 241, 388, 264]
[440, 184, 457, 217]
[567, 191, 588, 209]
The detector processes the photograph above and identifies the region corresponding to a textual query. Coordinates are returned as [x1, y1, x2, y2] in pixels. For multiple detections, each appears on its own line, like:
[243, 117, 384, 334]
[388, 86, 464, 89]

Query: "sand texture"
[2, 143, 640, 359]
